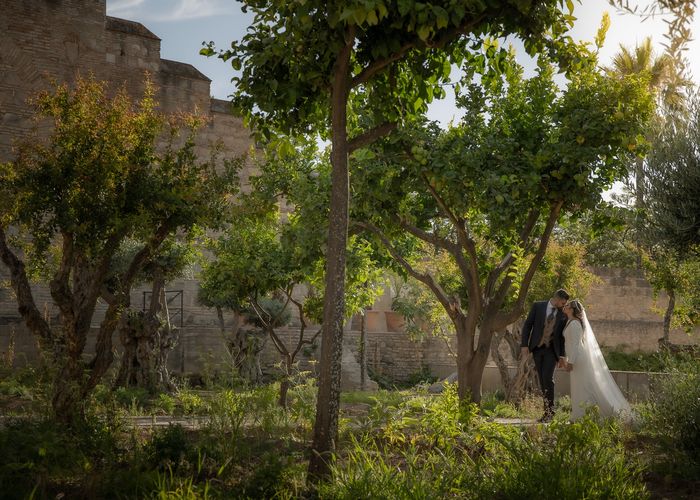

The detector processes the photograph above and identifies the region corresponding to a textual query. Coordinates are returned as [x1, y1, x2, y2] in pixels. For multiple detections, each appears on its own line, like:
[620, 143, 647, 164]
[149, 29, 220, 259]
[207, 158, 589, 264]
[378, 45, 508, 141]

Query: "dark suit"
[521, 300, 566, 417]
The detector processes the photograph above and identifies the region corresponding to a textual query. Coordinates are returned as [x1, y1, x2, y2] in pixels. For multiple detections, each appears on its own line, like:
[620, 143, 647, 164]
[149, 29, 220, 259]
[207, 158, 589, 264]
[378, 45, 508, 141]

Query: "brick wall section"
[5, 266, 696, 381]
[0, 0, 253, 166]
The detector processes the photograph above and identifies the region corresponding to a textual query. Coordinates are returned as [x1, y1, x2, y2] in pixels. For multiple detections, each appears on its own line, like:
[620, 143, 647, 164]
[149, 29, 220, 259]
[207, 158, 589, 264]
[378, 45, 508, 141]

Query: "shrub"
[481, 391, 521, 419]
[155, 393, 177, 415]
[642, 357, 700, 475]
[481, 410, 649, 499]
[235, 452, 289, 499]
[114, 386, 150, 413]
[0, 417, 125, 499]
[176, 389, 206, 415]
[404, 365, 438, 387]
[145, 424, 195, 471]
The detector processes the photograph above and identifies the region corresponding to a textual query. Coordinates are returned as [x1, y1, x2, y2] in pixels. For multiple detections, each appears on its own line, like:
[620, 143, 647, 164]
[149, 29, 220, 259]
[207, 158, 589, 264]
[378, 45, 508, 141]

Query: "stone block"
[365, 310, 388, 332]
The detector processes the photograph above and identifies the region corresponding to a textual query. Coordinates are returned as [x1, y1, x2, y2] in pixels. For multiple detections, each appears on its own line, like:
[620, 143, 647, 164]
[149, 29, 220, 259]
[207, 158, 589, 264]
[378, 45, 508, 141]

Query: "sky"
[106, 0, 700, 127]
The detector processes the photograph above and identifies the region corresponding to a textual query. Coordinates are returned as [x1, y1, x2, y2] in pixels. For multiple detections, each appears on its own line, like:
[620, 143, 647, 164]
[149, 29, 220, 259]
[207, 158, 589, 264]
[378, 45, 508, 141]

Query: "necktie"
[539, 308, 557, 347]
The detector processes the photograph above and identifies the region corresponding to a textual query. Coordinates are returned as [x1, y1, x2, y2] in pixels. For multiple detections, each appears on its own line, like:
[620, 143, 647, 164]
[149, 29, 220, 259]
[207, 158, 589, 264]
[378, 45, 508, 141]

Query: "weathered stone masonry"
[0, 0, 252, 165]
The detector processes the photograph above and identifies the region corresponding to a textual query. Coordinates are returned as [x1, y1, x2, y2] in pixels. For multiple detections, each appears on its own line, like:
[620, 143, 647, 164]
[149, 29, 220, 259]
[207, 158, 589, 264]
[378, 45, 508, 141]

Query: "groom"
[521, 288, 570, 422]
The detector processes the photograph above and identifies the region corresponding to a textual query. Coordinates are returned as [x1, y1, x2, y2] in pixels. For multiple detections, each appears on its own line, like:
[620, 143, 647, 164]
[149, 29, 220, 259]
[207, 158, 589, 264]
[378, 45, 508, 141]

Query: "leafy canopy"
[352, 52, 653, 313]
[200, 146, 384, 322]
[0, 77, 240, 275]
[202, 0, 576, 145]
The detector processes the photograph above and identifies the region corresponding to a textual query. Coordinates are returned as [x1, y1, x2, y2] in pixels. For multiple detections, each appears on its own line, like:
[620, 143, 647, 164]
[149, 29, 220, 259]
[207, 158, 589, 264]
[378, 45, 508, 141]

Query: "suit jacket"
[521, 300, 566, 358]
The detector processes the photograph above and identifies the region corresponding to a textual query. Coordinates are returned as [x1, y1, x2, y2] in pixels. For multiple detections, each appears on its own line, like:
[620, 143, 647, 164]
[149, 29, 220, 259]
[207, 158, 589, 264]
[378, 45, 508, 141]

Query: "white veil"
[579, 308, 633, 420]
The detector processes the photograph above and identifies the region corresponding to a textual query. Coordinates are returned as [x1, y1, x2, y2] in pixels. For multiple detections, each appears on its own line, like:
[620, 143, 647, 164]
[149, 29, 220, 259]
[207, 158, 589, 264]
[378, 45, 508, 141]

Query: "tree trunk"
[216, 307, 262, 384]
[455, 313, 494, 404]
[466, 330, 492, 405]
[308, 30, 353, 481]
[279, 354, 292, 408]
[491, 323, 539, 404]
[153, 284, 177, 391]
[51, 350, 86, 426]
[635, 156, 645, 268]
[491, 329, 512, 390]
[455, 315, 478, 402]
[115, 275, 169, 392]
[359, 311, 367, 390]
[234, 330, 265, 384]
[663, 289, 675, 343]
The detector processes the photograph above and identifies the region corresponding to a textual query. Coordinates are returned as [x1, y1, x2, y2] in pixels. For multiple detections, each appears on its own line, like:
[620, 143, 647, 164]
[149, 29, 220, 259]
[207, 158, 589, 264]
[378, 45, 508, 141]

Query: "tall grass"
[321, 387, 647, 500]
[481, 410, 648, 499]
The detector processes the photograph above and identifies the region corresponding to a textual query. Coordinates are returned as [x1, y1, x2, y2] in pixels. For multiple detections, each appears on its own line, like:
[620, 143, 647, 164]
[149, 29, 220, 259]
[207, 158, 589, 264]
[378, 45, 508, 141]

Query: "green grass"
[0, 366, 696, 498]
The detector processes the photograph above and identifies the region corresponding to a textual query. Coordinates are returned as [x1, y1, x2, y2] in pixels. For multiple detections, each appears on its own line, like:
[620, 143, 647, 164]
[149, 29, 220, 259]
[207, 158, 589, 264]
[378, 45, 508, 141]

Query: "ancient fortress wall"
[2, 266, 698, 382]
[0, 0, 251, 166]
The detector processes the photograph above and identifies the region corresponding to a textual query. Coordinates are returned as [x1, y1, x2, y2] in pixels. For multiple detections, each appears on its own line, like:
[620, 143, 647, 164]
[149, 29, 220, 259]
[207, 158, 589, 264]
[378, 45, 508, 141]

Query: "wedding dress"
[563, 309, 633, 421]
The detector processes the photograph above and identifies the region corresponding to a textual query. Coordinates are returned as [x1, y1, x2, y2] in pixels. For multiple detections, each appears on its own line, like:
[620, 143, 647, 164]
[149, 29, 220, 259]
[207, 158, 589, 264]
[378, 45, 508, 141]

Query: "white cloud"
[107, 0, 146, 16]
[161, 0, 230, 21]
[107, 0, 231, 22]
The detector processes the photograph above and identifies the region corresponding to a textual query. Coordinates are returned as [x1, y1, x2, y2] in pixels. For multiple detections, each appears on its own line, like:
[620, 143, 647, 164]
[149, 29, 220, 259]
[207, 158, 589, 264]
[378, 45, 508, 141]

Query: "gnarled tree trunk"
[490, 322, 539, 404]
[115, 275, 177, 392]
[662, 289, 675, 343]
[215, 307, 265, 385]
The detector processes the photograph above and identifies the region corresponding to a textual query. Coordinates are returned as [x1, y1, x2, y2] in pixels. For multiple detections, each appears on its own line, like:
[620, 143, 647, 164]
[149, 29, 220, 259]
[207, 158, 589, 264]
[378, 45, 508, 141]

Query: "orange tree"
[199, 146, 384, 408]
[351, 55, 654, 403]
[204, 0, 576, 476]
[0, 78, 240, 425]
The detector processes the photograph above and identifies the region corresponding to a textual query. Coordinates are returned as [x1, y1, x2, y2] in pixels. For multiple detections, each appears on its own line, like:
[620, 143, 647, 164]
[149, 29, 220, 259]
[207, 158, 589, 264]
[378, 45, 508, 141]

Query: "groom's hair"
[553, 289, 570, 300]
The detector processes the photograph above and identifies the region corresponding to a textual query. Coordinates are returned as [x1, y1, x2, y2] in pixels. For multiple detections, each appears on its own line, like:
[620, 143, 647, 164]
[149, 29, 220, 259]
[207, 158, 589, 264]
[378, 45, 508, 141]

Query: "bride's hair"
[567, 299, 585, 324]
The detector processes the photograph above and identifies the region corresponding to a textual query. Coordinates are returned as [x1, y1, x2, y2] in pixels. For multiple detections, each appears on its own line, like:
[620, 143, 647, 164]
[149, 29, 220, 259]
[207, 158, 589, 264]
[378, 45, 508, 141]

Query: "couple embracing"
[521, 289, 632, 423]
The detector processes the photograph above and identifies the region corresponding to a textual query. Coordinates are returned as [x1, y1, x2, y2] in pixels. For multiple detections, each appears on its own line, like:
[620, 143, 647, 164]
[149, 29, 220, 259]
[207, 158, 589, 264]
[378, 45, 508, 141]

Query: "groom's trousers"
[532, 345, 557, 416]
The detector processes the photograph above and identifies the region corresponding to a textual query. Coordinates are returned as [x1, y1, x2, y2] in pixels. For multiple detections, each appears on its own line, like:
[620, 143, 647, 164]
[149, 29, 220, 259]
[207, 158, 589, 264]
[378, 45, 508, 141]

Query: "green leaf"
[366, 9, 379, 26]
[413, 97, 424, 112]
[434, 7, 449, 29]
[566, 0, 575, 15]
[417, 25, 431, 41]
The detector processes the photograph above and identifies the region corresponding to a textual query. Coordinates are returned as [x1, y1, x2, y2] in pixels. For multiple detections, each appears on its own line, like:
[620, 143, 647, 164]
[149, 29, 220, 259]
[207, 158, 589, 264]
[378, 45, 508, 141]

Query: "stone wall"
[0, 0, 252, 167]
[582, 266, 699, 350]
[3, 266, 698, 383]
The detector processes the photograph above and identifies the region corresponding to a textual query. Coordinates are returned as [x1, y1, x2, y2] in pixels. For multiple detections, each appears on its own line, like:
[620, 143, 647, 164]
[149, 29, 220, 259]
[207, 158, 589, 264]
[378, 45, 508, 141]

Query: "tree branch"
[250, 294, 292, 356]
[395, 216, 474, 296]
[49, 232, 75, 323]
[420, 172, 481, 301]
[351, 15, 485, 88]
[493, 200, 564, 330]
[0, 228, 53, 346]
[119, 220, 174, 301]
[284, 291, 310, 357]
[395, 217, 457, 253]
[357, 221, 458, 319]
[348, 122, 397, 153]
[484, 209, 540, 298]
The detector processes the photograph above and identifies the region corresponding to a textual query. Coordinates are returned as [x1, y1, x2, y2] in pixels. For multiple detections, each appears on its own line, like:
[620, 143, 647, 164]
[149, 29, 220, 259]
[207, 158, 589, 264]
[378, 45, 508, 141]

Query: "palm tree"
[608, 37, 691, 265]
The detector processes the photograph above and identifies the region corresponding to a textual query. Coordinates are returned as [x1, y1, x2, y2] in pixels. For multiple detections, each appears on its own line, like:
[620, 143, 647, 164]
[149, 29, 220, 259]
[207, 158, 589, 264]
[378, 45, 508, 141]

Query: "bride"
[562, 300, 633, 421]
